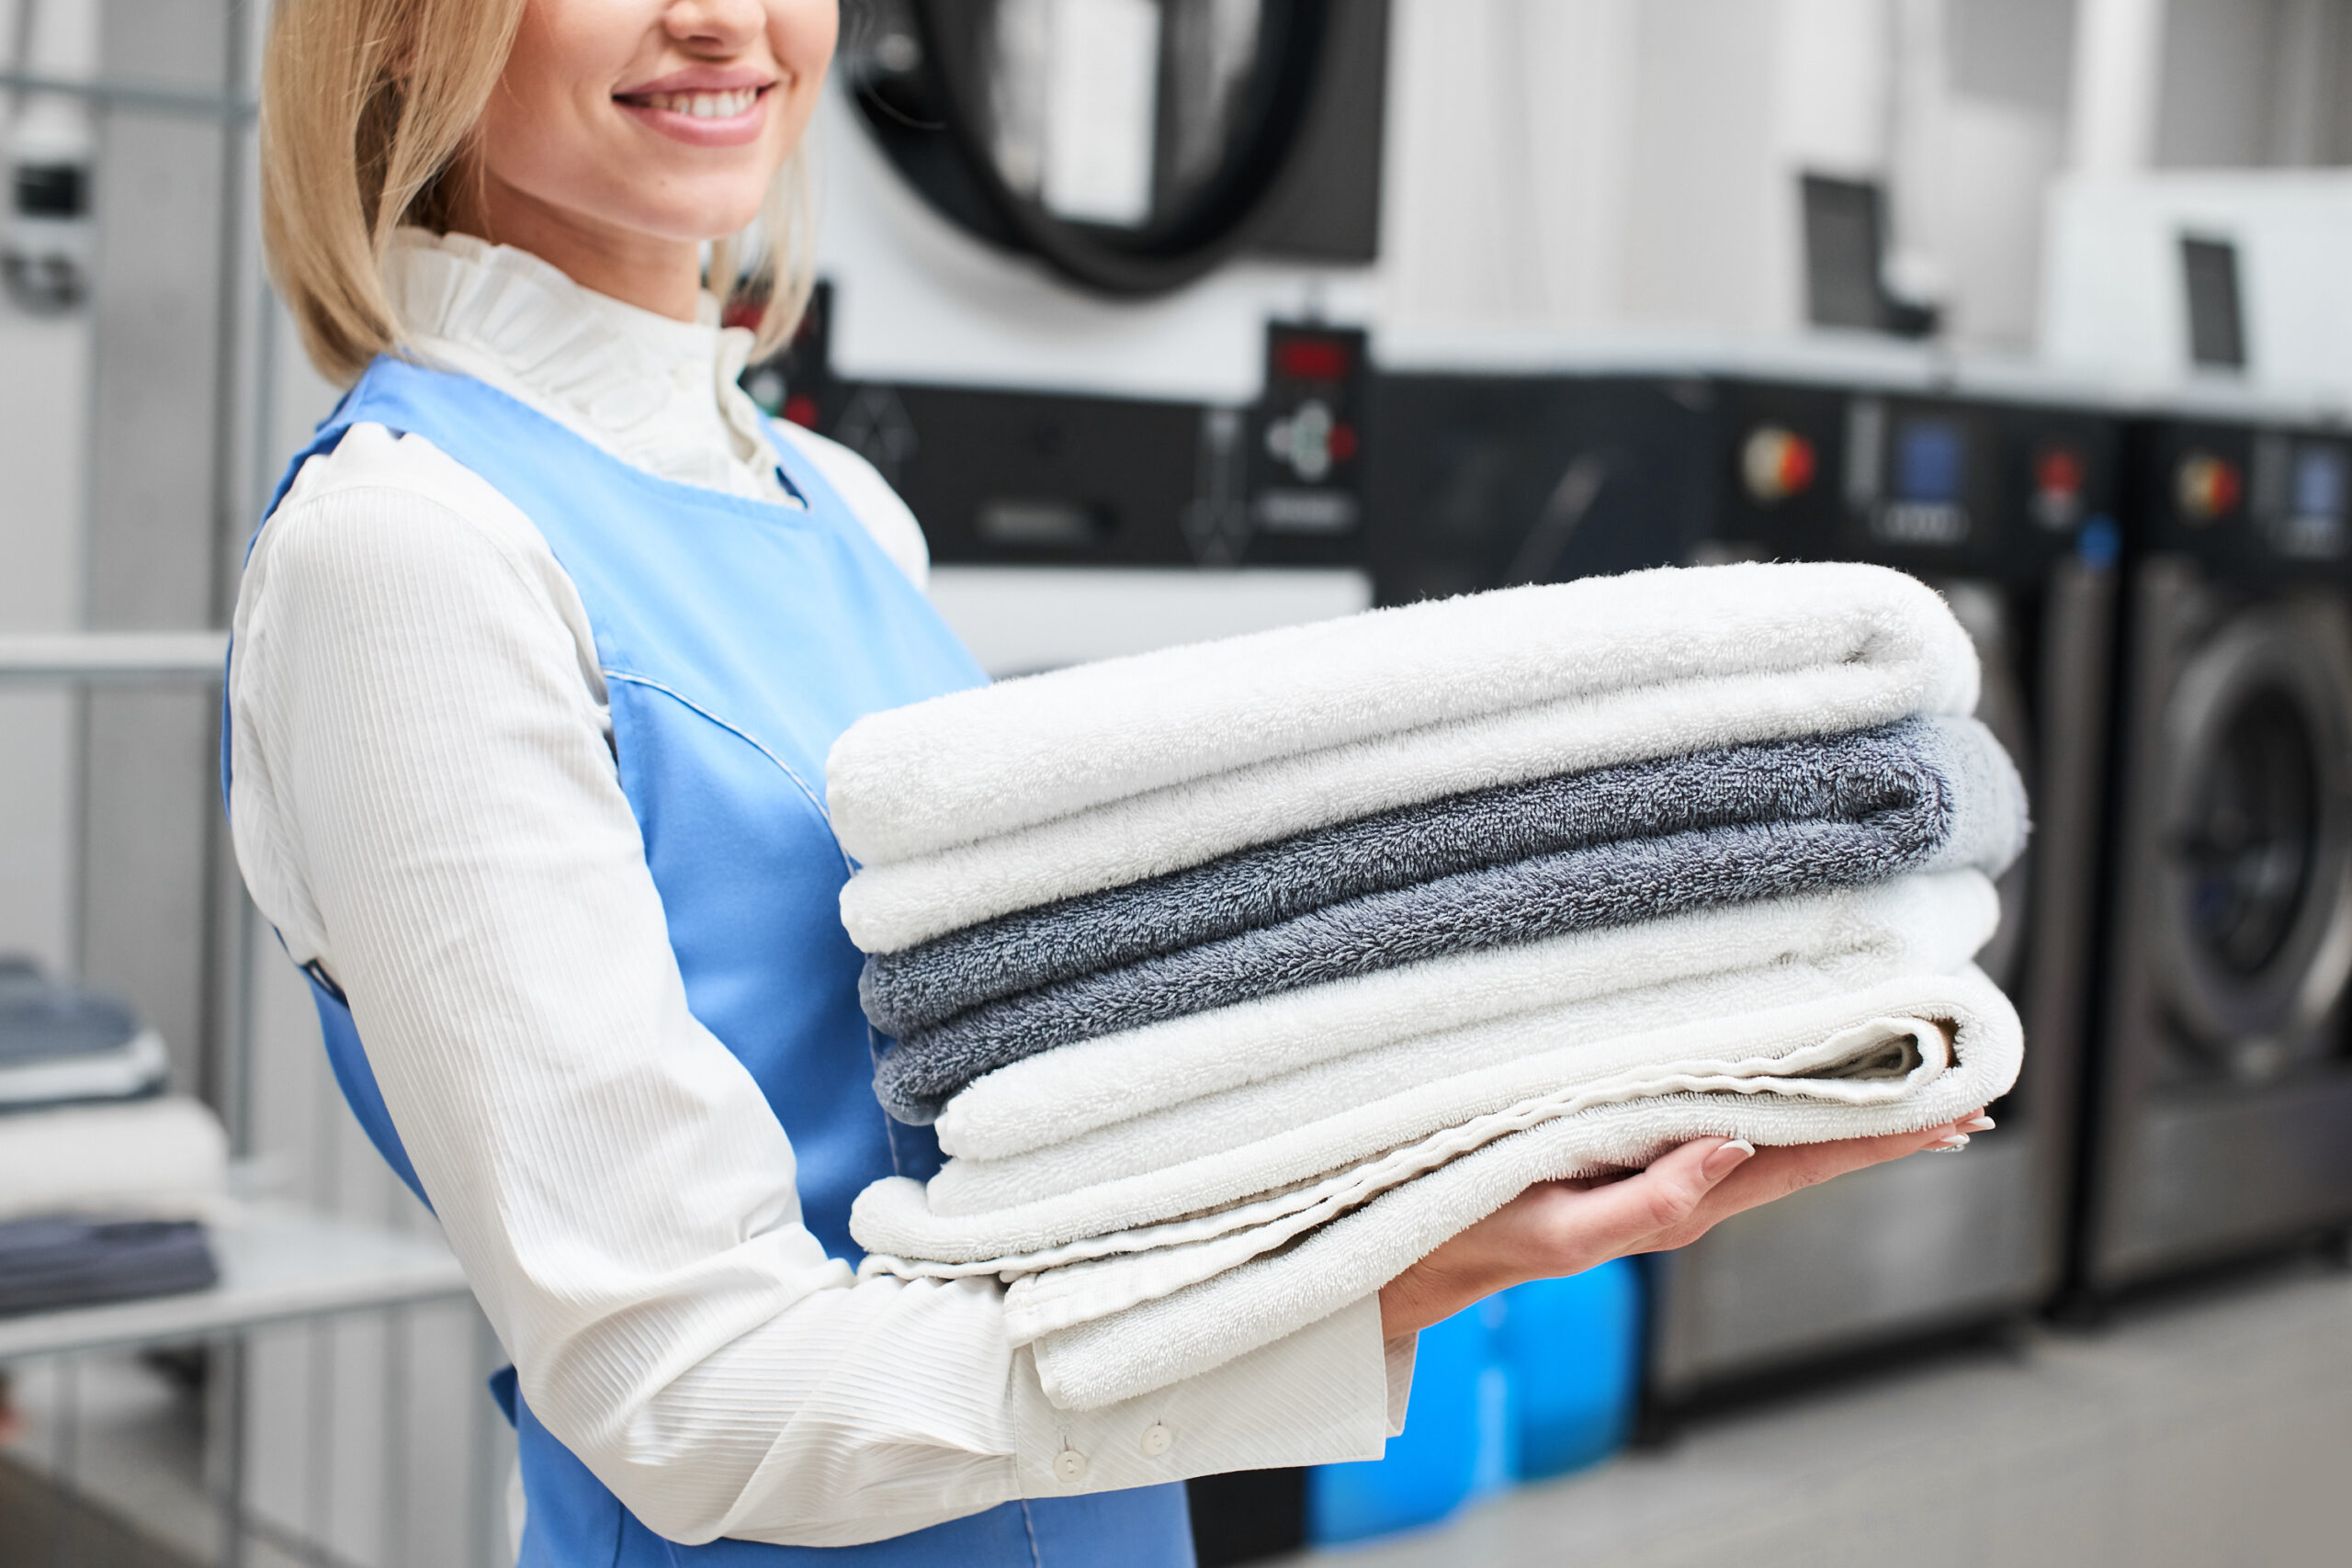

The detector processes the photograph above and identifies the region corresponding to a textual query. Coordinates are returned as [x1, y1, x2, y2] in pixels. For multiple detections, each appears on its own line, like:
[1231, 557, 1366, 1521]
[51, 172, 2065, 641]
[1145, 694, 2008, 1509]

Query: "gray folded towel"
[863, 716, 2011, 1039]
[871, 716, 2023, 1124]
[0, 1215, 219, 1316]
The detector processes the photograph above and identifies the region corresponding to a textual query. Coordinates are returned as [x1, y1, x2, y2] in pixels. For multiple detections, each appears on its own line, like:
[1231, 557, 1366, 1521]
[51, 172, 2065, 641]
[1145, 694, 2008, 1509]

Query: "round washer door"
[2155, 595, 2352, 1077]
[846, 0, 1334, 295]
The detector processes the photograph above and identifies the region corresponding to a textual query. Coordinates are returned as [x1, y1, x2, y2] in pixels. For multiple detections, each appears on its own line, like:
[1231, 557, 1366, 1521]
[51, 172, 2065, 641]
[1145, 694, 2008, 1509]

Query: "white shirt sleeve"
[227, 423, 1408, 1550]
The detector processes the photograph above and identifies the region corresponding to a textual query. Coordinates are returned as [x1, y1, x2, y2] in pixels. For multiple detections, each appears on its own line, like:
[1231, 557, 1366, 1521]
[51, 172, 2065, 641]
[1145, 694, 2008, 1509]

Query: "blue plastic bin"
[1501, 1259, 1644, 1481]
[1305, 1301, 1498, 1544]
[1305, 1261, 1644, 1546]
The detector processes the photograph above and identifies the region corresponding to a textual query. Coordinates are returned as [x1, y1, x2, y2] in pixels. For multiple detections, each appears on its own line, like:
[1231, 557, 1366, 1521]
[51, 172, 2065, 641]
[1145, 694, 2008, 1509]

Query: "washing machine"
[2072, 407, 2352, 1299]
[1363, 344, 2122, 1412]
[746, 0, 1394, 678]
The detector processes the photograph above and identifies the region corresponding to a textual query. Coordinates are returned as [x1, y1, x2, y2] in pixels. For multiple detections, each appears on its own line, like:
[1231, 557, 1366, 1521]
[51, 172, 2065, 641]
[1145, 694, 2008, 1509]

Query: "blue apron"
[227, 356, 1194, 1567]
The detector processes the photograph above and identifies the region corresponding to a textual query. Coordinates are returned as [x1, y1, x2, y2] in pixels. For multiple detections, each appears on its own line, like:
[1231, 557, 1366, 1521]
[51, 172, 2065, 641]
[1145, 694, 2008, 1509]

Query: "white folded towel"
[832, 562, 1980, 952]
[881, 1016, 1953, 1300]
[852, 967, 2018, 1267]
[923, 940, 1975, 1217]
[1028, 977, 2012, 1410]
[854, 967, 2018, 1409]
[936, 872, 1998, 1161]
[0, 1027, 169, 1110]
[0, 1096, 232, 1224]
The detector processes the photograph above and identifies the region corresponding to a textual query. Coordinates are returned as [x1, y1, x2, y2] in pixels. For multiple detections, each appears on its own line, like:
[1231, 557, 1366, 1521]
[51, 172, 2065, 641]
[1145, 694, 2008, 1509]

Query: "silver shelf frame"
[0, 649, 503, 1568]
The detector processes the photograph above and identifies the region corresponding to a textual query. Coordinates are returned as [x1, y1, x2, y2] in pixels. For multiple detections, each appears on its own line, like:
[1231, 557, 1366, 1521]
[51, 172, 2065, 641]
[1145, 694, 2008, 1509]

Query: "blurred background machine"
[753, 0, 1395, 677]
[2073, 402, 2352, 1300]
[1363, 344, 2123, 1416]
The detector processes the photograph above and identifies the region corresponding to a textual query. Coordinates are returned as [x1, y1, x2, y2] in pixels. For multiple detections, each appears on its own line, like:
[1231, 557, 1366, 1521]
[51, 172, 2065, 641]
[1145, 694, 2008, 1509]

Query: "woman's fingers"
[1377, 1137, 1756, 1337]
[1380, 1111, 1997, 1337]
[1524, 1136, 1755, 1262]
[1642, 1114, 1988, 1252]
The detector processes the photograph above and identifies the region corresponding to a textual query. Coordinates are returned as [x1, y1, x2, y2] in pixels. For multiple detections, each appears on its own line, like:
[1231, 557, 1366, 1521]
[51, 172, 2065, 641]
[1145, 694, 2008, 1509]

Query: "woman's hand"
[1376, 1111, 1990, 1338]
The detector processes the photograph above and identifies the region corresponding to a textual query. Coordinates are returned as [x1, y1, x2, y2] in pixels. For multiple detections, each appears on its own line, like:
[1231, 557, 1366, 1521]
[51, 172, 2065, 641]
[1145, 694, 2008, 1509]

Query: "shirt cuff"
[1008, 1294, 1393, 1497]
[1383, 1332, 1418, 1438]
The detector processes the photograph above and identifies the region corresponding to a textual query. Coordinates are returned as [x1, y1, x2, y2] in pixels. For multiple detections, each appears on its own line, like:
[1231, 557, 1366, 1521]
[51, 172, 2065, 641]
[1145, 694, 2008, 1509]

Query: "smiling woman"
[231, 4, 1979, 1565]
[261, 0, 830, 378]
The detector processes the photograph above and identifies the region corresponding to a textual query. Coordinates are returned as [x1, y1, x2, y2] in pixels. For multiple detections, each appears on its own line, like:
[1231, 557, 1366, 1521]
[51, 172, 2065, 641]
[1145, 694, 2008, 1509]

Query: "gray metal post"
[74, 0, 236, 1091]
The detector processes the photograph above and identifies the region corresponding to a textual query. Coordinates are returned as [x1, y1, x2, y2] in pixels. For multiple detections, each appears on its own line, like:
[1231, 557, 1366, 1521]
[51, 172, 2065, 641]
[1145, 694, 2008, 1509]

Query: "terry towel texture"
[855, 968, 2020, 1407]
[870, 716, 2023, 1122]
[833, 561, 1980, 952]
[935, 871, 2000, 1161]
[853, 970, 2016, 1264]
[862, 715, 2020, 1036]
[919, 877, 1998, 1215]
[1033, 981, 2013, 1410]
[828, 563, 2019, 1411]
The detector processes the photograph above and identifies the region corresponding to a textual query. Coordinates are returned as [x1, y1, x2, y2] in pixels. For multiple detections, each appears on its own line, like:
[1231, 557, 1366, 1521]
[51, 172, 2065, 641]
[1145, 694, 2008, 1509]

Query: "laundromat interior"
[6, 0, 2352, 1563]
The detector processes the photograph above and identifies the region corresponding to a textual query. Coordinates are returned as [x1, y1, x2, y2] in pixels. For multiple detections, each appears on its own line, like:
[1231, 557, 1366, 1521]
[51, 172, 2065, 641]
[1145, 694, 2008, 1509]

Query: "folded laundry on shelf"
[831, 561, 1979, 951]
[0, 1097, 231, 1225]
[0, 957, 169, 1111]
[869, 717, 2024, 1122]
[0, 1215, 220, 1317]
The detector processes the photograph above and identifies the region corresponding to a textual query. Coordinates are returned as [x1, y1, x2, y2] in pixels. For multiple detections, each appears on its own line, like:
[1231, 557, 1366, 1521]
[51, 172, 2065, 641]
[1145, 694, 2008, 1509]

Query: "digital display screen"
[2294, 446, 2348, 519]
[1892, 418, 1967, 504]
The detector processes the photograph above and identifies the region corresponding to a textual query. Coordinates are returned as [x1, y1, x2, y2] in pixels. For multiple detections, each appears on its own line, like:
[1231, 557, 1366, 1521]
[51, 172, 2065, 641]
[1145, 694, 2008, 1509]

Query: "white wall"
[2041, 170, 2352, 402]
[1367, 0, 2073, 354]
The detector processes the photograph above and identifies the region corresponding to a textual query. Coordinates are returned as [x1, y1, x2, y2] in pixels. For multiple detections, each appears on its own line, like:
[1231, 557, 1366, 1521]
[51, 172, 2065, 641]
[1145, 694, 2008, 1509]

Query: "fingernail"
[1928, 1133, 1971, 1153]
[1702, 1139, 1756, 1180]
[1962, 1116, 1996, 1133]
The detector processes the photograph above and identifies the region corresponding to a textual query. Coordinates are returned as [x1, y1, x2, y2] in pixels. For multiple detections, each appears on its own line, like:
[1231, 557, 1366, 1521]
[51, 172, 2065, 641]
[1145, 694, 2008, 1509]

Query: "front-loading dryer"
[1363, 344, 2124, 1412]
[1648, 370, 2121, 1407]
[2075, 413, 2352, 1296]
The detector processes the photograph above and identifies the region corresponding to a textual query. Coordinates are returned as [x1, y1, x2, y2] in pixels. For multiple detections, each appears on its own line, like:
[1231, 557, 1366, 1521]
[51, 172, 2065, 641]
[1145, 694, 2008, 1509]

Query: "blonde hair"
[261, 0, 815, 385]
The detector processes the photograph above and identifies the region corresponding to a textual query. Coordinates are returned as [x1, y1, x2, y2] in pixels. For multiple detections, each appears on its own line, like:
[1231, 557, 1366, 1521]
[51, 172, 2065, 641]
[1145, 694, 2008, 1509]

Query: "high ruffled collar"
[384, 228, 786, 502]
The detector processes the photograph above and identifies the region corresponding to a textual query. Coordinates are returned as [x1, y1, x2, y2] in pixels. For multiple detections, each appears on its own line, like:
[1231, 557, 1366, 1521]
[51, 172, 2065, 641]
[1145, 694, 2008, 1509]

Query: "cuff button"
[1053, 1448, 1089, 1483]
[1139, 1423, 1173, 1458]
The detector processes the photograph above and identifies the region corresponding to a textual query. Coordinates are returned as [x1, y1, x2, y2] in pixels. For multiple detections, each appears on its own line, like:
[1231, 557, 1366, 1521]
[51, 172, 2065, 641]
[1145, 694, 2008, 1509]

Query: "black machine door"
[2155, 596, 2352, 1079]
[843, 0, 1385, 295]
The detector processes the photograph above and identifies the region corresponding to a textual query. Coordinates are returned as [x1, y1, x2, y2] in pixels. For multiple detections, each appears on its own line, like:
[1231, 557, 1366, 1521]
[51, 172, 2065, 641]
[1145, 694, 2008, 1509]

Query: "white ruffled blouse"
[225, 229, 1404, 1549]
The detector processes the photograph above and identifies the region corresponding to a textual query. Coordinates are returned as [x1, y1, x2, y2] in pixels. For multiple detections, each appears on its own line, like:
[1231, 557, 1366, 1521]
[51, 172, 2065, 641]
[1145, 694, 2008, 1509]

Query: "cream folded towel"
[0, 1096, 232, 1224]
[832, 562, 1979, 953]
[854, 967, 2018, 1408]
[852, 967, 2016, 1267]
[1028, 977, 2013, 1410]
[937, 871, 1999, 1161]
[922, 876, 1998, 1216]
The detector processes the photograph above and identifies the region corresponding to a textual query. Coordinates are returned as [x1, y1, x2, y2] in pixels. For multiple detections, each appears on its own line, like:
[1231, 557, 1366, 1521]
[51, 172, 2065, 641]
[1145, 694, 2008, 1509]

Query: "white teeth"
[639, 89, 757, 118]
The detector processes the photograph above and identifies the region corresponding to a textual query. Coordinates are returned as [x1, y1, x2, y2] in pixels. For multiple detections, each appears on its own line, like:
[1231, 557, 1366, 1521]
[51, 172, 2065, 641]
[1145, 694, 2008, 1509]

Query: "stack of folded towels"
[829, 561, 2028, 1412]
[0, 958, 226, 1315]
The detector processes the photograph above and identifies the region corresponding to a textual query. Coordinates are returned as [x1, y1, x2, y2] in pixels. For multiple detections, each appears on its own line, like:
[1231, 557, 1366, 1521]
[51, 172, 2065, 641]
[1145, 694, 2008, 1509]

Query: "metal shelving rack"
[0, 642, 488, 1568]
[3, 5, 508, 1564]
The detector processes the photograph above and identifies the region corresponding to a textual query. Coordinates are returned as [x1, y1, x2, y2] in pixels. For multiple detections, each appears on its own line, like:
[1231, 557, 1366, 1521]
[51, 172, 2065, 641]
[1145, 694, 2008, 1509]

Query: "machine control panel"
[1720, 382, 2118, 581]
[2132, 420, 2352, 578]
[743, 305, 1374, 570]
[1247, 324, 1371, 545]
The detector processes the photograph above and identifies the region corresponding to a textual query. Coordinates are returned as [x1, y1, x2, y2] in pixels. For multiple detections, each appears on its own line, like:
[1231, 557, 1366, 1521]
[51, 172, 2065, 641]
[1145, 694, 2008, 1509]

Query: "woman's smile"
[612, 64, 777, 148]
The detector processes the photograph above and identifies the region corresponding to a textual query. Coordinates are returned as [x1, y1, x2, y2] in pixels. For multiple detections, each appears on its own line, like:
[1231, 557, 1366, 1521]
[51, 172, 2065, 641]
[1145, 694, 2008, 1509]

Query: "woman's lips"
[614, 85, 774, 149]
